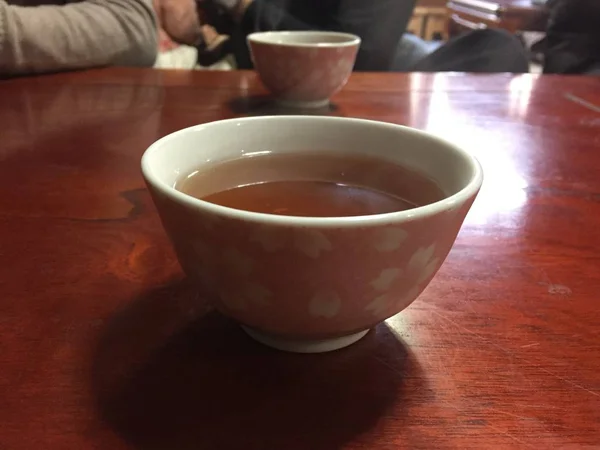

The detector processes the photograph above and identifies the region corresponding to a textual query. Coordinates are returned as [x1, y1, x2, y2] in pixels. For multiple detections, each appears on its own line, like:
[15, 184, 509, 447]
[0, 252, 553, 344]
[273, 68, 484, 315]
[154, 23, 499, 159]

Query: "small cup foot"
[241, 326, 369, 353]
[275, 98, 330, 109]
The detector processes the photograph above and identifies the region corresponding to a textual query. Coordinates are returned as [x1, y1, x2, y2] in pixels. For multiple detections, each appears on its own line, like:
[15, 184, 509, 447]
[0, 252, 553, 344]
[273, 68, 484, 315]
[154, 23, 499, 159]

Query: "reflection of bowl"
[141, 116, 483, 353]
[247, 31, 360, 108]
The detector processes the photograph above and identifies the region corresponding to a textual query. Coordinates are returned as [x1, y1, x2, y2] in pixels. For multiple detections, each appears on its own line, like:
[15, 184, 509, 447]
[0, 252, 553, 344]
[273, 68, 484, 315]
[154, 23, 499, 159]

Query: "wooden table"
[447, 0, 549, 36]
[1, 69, 599, 449]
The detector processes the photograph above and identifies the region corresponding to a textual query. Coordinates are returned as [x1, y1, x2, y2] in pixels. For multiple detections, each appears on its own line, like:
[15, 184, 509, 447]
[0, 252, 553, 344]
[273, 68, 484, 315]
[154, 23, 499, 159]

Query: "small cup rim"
[141, 116, 483, 229]
[247, 31, 361, 48]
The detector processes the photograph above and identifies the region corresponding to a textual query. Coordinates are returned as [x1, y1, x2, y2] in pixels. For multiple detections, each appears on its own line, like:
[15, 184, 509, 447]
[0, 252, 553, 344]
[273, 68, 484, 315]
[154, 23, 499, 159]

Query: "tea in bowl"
[247, 31, 360, 108]
[141, 116, 482, 353]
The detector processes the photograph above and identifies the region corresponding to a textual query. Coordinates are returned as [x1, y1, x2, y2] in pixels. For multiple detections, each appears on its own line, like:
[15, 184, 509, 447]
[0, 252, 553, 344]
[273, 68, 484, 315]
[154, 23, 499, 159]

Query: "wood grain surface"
[0, 69, 599, 449]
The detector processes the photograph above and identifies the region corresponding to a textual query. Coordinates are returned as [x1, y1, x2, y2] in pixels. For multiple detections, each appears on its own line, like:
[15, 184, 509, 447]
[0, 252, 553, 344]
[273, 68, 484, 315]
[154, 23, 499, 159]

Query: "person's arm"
[239, 0, 415, 71]
[0, 0, 158, 75]
[156, 0, 204, 46]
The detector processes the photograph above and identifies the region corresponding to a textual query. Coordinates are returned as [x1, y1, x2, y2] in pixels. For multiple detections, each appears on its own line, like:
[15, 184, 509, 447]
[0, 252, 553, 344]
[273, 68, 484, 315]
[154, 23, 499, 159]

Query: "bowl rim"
[141, 116, 483, 229]
[247, 31, 361, 48]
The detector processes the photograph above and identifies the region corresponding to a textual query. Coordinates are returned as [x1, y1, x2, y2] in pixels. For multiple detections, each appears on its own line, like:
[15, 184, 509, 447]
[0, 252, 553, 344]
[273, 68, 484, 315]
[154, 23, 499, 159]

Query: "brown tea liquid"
[176, 152, 445, 217]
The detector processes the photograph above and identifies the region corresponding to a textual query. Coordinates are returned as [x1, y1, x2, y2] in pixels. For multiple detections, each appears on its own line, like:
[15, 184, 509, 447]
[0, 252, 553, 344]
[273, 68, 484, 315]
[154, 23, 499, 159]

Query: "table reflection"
[0, 82, 163, 162]
[411, 73, 541, 231]
[0, 82, 163, 221]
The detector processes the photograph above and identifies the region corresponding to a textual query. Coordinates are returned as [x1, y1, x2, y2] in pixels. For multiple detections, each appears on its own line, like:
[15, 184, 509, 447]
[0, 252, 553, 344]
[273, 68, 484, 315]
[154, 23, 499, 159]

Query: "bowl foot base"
[241, 326, 369, 353]
[275, 98, 330, 109]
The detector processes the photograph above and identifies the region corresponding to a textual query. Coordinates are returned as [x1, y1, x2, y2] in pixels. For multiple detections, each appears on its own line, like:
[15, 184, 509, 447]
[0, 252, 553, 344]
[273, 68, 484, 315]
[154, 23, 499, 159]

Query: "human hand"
[154, 0, 203, 46]
[157, 27, 179, 52]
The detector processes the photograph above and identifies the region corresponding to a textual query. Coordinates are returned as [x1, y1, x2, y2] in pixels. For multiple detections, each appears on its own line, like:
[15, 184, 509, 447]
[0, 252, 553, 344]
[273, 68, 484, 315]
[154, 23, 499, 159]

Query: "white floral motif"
[250, 227, 286, 252]
[370, 268, 403, 291]
[364, 243, 439, 317]
[309, 68, 325, 83]
[293, 229, 332, 258]
[408, 243, 440, 284]
[364, 293, 389, 316]
[309, 291, 341, 318]
[199, 213, 220, 231]
[242, 282, 272, 306]
[374, 228, 408, 252]
[365, 285, 420, 317]
[324, 64, 335, 80]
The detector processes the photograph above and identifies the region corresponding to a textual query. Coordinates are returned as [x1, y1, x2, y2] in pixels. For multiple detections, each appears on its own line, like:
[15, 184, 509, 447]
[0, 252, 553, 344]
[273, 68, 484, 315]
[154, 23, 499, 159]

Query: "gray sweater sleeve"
[0, 0, 158, 75]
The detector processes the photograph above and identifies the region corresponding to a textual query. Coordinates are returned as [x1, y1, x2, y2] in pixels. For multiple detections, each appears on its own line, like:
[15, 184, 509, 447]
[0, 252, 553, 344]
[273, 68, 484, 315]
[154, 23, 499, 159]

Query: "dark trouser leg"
[585, 63, 600, 75]
[392, 34, 443, 71]
[410, 29, 529, 73]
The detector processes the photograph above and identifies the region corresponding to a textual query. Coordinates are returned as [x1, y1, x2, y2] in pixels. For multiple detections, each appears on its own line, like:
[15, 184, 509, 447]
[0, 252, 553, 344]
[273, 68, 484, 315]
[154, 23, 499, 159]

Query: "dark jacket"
[543, 0, 600, 74]
[232, 0, 416, 71]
